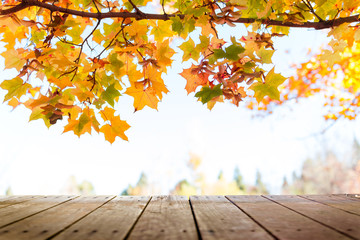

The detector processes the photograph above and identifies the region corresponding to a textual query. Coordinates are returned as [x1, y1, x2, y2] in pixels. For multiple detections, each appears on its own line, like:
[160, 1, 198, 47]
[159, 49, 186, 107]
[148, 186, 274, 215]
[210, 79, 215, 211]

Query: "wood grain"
[0, 196, 77, 228]
[334, 194, 360, 201]
[228, 195, 351, 240]
[0, 196, 113, 240]
[0, 196, 40, 209]
[190, 195, 273, 240]
[301, 194, 360, 216]
[52, 196, 150, 240]
[266, 195, 360, 239]
[0, 195, 358, 240]
[127, 195, 198, 240]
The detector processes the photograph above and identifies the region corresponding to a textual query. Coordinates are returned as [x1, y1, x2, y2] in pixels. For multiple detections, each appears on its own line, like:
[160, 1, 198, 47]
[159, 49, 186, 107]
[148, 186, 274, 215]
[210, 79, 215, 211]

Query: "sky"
[0, 23, 359, 195]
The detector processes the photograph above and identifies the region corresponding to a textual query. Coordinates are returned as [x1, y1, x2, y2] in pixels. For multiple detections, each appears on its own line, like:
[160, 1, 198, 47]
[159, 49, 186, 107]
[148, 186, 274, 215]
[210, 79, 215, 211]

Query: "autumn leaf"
[99, 107, 130, 143]
[63, 112, 92, 137]
[125, 85, 159, 111]
[151, 20, 174, 42]
[155, 39, 175, 69]
[0, 77, 32, 102]
[180, 65, 209, 94]
[257, 47, 275, 64]
[1, 0, 360, 143]
[101, 84, 121, 107]
[179, 38, 200, 62]
[1, 49, 26, 71]
[250, 68, 286, 102]
[7, 97, 21, 110]
[48, 76, 73, 89]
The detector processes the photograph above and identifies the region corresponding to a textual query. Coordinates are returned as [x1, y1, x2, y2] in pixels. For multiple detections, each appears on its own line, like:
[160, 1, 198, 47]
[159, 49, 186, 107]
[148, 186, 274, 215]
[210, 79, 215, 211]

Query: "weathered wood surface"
[0, 194, 358, 240]
[228, 195, 352, 240]
[127, 195, 198, 240]
[266, 195, 360, 239]
[190, 195, 273, 240]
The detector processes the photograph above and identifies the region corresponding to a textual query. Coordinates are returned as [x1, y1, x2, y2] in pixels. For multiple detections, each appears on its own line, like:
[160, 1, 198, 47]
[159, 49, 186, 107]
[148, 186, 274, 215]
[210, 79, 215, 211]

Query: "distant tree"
[61, 175, 95, 195]
[233, 166, 246, 191]
[121, 155, 270, 196]
[121, 172, 159, 195]
[171, 179, 197, 196]
[171, 154, 269, 196]
[246, 169, 269, 194]
[5, 187, 13, 196]
[282, 141, 360, 194]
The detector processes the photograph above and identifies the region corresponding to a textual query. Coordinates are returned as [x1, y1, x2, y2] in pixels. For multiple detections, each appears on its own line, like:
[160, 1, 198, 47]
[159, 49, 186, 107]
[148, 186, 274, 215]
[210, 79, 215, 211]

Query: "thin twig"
[302, 0, 324, 22]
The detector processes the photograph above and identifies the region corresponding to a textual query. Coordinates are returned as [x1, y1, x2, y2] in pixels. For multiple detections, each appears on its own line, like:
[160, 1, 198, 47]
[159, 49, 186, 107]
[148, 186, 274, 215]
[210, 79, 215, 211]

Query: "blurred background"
[1, 25, 359, 196]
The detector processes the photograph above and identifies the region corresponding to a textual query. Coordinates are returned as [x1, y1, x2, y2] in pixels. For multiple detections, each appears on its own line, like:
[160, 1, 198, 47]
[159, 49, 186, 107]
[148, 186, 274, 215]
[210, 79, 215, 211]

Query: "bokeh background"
[1, 22, 359, 196]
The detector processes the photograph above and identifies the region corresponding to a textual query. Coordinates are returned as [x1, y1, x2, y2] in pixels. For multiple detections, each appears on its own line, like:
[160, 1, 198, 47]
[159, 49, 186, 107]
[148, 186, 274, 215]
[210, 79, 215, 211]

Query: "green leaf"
[213, 49, 226, 59]
[0, 77, 31, 102]
[171, 16, 184, 35]
[184, 18, 196, 34]
[67, 25, 82, 43]
[30, 29, 46, 44]
[250, 68, 286, 102]
[225, 44, 245, 61]
[213, 44, 245, 61]
[195, 85, 223, 104]
[108, 53, 124, 77]
[185, 6, 209, 17]
[101, 84, 121, 107]
[76, 113, 90, 133]
[29, 107, 51, 128]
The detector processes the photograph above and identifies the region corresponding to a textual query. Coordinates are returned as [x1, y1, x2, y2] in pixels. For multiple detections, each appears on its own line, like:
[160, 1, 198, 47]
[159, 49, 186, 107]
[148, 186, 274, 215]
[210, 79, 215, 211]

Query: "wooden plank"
[127, 195, 198, 240]
[52, 196, 150, 240]
[0, 196, 41, 209]
[0, 195, 114, 240]
[301, 195, 360, 216]
[190, 195, 274, 240]
[228, 195, 351, 240]
[0, 196, 23, 201]
[266, 195, 360, 239]
[334, 194, 360, 201]
[0, 196, 35, 203]
[0, 196, 77, 228]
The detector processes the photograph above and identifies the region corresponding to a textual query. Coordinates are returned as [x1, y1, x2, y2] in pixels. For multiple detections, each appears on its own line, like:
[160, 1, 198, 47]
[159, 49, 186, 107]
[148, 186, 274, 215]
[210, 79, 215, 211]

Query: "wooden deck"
[0, 195, 359, 239]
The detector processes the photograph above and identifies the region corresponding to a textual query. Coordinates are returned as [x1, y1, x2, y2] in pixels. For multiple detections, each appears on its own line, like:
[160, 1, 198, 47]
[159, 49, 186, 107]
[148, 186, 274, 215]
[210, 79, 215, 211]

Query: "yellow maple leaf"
[99, 107, 130, 143]
[125, 84, 159, 111]
[150, 20, 174, 42]
[1, 49, 26, 71]
[155, 39, 175, 69]
[7, 97, 20, 110]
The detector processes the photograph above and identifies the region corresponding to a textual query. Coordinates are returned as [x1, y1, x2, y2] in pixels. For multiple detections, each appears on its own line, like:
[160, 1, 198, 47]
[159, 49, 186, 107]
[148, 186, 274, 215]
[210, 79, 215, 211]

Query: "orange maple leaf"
[125, 84, 159, 111]
[100, 107, 130, 143]
[180, 64, 209, 94]
[63, 112, 92, 137]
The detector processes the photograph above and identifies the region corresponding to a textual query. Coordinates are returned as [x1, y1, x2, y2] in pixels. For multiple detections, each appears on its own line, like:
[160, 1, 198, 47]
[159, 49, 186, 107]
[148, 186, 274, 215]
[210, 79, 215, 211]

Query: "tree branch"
[1, 0, 359, 30]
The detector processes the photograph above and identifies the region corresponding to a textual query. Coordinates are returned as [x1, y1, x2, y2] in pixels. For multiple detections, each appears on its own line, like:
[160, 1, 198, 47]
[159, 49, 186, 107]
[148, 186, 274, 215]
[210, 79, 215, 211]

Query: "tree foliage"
[121, 154, 270, 196]
[282, 154, 360, 194]
[1, 0, 360, 142]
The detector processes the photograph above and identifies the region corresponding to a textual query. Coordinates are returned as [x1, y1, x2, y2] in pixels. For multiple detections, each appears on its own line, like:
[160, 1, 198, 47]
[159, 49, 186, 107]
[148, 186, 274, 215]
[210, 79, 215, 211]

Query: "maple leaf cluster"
[0, 0, 360, 142]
